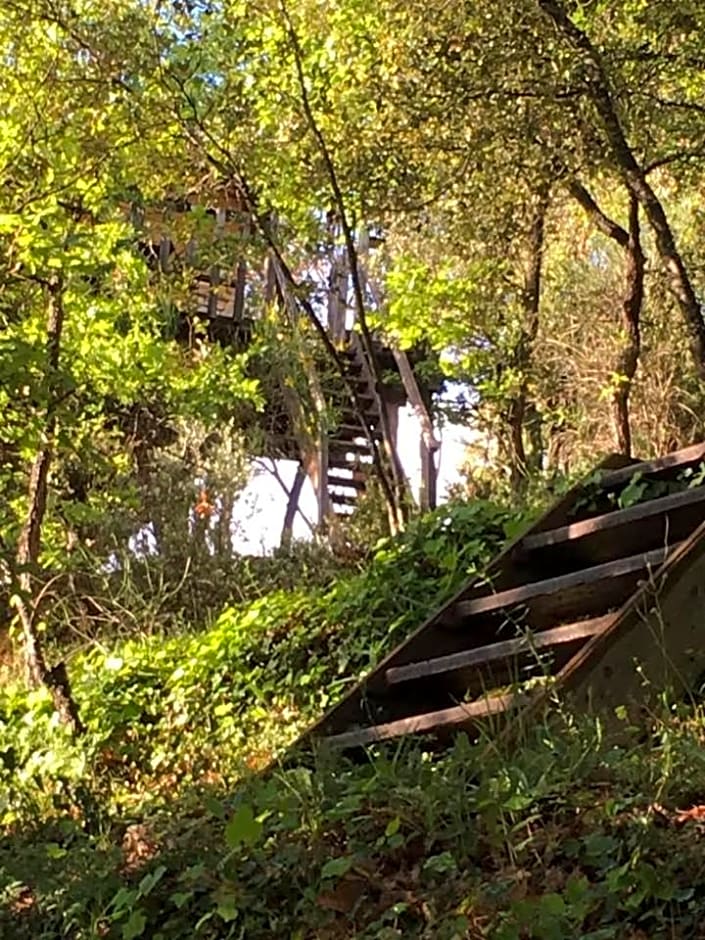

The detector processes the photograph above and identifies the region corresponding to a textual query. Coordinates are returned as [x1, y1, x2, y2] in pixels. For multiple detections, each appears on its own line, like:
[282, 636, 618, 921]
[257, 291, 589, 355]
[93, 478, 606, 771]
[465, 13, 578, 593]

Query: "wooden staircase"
[307, 442, 705, 749]
[325, 341, 381, 517]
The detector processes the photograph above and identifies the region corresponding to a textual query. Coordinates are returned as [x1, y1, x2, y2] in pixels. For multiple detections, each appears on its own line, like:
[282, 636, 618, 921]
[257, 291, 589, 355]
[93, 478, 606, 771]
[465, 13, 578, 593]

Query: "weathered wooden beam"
[454, 545, 676, 619]
[420, 437, 437, 512]
[328, 473, 366, 490]
[515, 518, 705, 728]
[323, 693, 519, 748]
[233, 259, 247, 321]
[317, 434, 329, 525]
[385, 615, 613, 686]
[597, 442, 705, 490]
[329, 492, 357, 507]
[523, 485, 705, 552]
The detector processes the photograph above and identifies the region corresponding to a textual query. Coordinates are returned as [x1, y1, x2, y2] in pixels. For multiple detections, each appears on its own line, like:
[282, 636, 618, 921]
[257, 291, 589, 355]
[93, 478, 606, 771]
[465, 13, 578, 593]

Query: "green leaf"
[225, 803, 262, 849]
[204, 794, 225, 819]
[122, 909, 147, 940]
[321, 856, 354, 879]
[423, 852, 457, 875]
[170, 891, 193, 909]
[216, 898, 238, 922]
[138, 865, 166, 898]
[540, 893, 565, 917]
[385, 816, 400, 837]
[45, 842, 67, 859]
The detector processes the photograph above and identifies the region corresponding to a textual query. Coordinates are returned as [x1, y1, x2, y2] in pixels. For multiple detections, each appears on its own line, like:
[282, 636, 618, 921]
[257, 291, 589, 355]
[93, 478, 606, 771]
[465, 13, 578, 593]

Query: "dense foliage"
[3, 500, 705, 939]
[4, 0, 705, 937]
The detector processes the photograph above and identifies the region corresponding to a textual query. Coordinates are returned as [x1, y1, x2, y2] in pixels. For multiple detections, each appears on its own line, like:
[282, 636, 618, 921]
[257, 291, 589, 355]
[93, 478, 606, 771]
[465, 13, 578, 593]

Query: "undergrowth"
[5, 497, 705, 938]
[1, 500, 514, 820]
[4, 708, 705, 938]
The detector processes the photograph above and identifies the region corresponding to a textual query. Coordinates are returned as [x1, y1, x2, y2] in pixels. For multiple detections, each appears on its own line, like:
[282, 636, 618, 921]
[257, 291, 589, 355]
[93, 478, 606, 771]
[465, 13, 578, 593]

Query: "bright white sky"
[231, 406, 472, 553]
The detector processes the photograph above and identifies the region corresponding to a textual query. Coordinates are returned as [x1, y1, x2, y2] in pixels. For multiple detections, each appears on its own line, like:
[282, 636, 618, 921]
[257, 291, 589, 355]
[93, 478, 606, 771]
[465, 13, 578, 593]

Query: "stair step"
[329, 492, 358, 506]
[323, 693, 521, 749]
[328, 460, 373, 474]
[328, 474, 366, 490]
[385, 615, 613, 687]
[523, 485, 705, 557]
[334, 424, 382, 440]
[340, 409, 380, 425]
[301, 441, 705, 754]
[453, 544, 676, 621]
[329, 441, 373, 455]
[597, 442, 705, 490]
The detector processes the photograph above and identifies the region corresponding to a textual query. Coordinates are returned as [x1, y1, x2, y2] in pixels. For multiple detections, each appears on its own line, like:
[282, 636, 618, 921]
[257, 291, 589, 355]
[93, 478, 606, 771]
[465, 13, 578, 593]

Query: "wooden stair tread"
[323, 693, 520, 748]
[329, 493, 357, 506]
[455, 544, 676, 618]
[335, 424, 382, 438]
[596, 442, 705, 490]
[328, 474, 366, 490]
[523, 485, 705, 552]
[329, 441, 372, 453]
[385, 614, 613, 686]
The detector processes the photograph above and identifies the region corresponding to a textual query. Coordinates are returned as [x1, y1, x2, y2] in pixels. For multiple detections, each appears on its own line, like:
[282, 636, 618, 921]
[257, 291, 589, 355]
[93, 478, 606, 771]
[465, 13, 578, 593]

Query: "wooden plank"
[495, 519, 705, 751]
[323, 693, 519, 749]
[302, 454, 634, 744]
[233, 259, 247, 321]
[329, 492, 357, 507]
[597, 441, 705, 490]
[523, 485, 705, 552]
[385, 614, 614, 686]
[328, 473, 366, 490]
[420, 436, 438, 512]
[336, 424, 382, 439]
[455, 545, 675, 618]
[552, 519, 705, 700]
[328, 441, 373, 455]
[317, 433, 329, 525]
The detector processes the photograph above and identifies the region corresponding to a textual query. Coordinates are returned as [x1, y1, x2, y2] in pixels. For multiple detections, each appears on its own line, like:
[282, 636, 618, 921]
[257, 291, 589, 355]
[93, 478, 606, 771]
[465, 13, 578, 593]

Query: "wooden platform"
[303, 442, 705, 750]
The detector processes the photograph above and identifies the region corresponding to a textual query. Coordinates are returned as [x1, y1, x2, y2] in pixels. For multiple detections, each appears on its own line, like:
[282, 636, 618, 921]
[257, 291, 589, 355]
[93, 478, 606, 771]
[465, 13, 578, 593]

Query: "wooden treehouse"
[133, 196, 440, 528]
[302, 441, 705, 749]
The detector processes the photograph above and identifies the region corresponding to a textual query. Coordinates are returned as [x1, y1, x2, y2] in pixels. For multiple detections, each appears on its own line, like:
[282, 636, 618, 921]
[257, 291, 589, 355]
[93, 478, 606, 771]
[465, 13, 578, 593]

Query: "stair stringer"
[305, 452, 637, 744]
[547, 516, 705, 716]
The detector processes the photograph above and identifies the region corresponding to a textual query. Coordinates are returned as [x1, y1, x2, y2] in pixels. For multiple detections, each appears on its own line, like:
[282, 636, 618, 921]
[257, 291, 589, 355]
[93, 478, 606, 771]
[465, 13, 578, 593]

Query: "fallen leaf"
[674, 804, 705, 825]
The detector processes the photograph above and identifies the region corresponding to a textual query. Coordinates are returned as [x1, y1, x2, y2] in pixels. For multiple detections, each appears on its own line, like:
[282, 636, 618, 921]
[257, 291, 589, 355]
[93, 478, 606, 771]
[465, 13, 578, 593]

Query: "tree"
[0, 0, 259, 720]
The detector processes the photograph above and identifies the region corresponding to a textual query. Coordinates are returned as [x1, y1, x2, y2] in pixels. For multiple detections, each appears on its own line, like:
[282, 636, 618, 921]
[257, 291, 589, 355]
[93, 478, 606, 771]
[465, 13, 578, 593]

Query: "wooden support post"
[420, 436, 437, 511]
[317, 433, 329, 526]
[383, 397, 407, 498]
[327, 252, 347, 344]
[384, 398, 399, 451]
[234, 259, 247, 321]
[208, 208, 226, 318]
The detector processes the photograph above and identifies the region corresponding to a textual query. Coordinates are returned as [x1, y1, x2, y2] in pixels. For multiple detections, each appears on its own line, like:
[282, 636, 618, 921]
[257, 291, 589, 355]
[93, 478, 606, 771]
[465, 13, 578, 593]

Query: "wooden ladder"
[306, 442, 705, 749]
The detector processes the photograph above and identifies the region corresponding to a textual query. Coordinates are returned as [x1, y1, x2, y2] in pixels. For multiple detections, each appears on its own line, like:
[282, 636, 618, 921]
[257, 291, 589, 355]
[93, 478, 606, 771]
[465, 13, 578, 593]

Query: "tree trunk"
[538, 0, 705, 376]
[279, 0, 409, 531]
[280, 464, 306, 548]
[613, 196, 644, 456]
[506, 188, 549, 493]
[568, 182, 644, 455]
[14, 279, 84, 734]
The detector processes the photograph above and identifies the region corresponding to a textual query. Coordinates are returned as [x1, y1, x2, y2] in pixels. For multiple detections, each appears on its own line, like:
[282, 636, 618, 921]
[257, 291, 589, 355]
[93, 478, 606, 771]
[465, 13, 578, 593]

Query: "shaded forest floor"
[3, 500, 705, 939]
